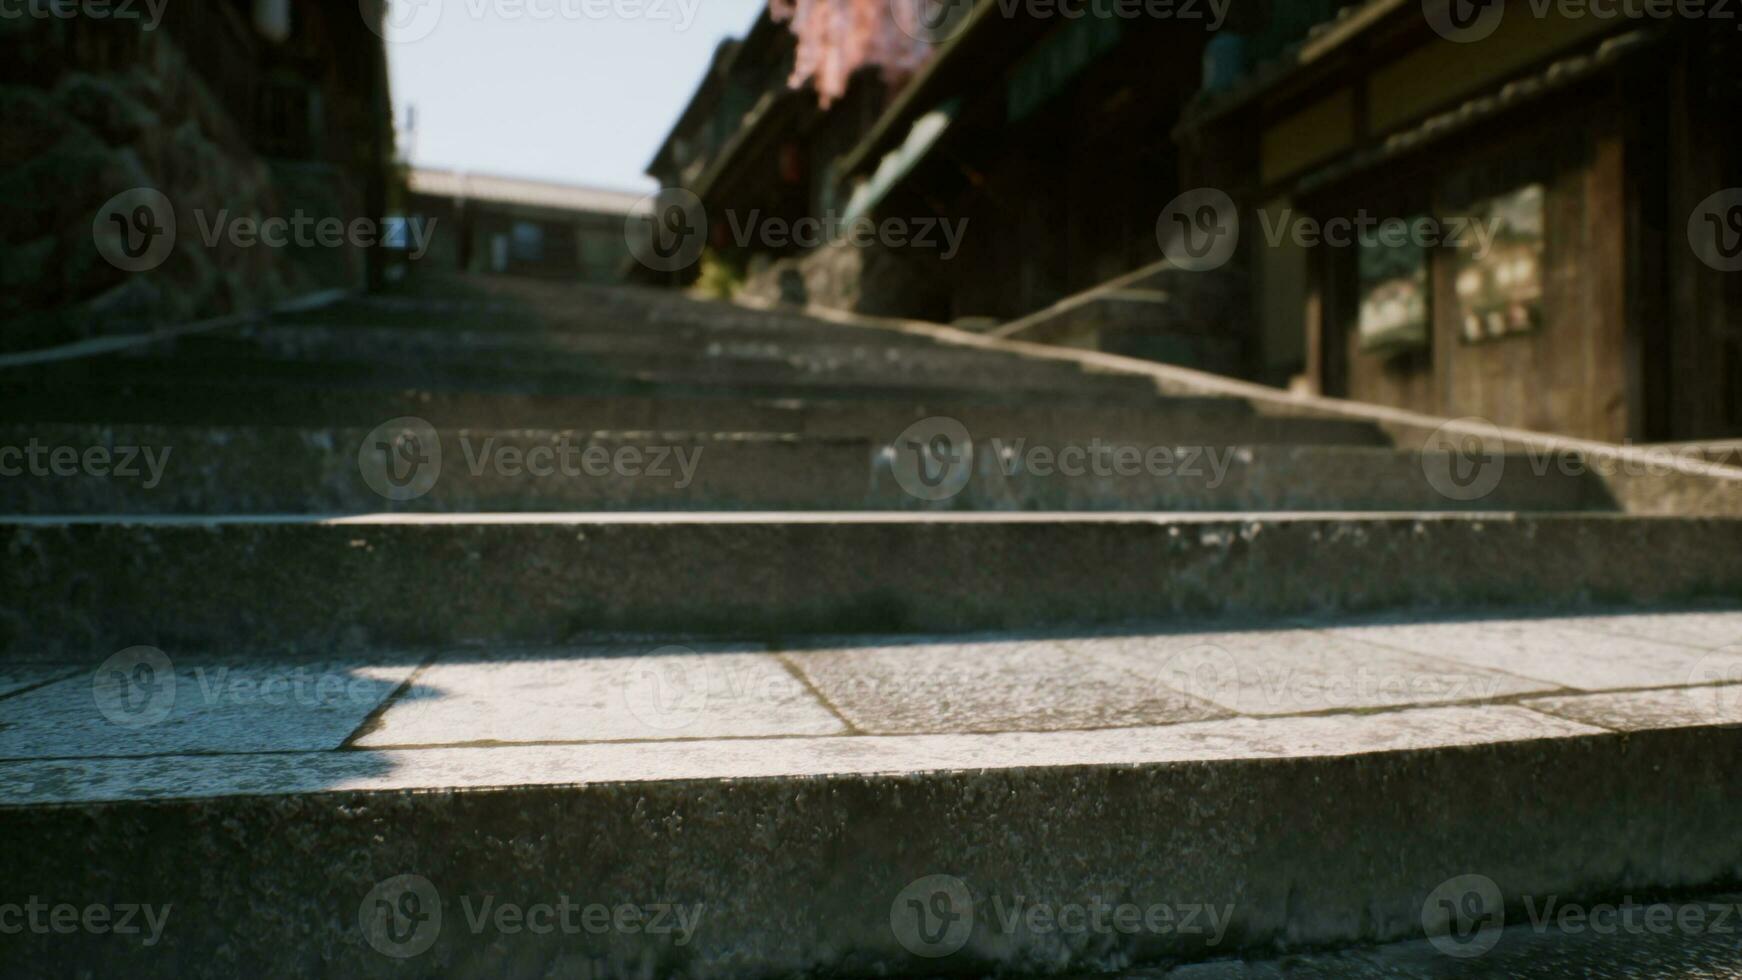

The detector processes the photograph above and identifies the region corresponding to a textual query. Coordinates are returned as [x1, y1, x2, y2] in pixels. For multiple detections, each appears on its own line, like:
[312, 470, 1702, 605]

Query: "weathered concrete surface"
[1075, 629, 1556, 716]
[0, 425, 885, 515]
[23, 348, 1168, 404]
[0, 387, 1389, 442]
[806, 300, 1742, 517]
[4, 514, 1741, 658]
[780, 636, 1231, 734]
[0, 423, 1601, 515]
[0, 656, 419, 758]
[5, 715, 1742, 977]
[1551, 609, 1742, 649]
[1524, 684, 1742, 731]
[352, 645, 846, 747]
[1327, 618, 1742, 691]
[5, 608, 1742, 976]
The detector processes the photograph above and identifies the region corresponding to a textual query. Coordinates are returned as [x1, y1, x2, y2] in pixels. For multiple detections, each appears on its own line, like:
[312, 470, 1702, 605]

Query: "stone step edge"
[3, 716, 1739, 977]
[4, 513, 1738, 657]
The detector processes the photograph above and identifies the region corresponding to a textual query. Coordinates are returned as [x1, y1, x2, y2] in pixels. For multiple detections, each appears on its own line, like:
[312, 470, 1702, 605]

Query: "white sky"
[383, 0, 769, 193]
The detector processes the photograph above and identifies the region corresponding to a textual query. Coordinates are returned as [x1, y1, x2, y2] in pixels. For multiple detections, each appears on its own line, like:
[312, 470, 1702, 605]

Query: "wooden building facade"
[1179, 2, 1742, 441]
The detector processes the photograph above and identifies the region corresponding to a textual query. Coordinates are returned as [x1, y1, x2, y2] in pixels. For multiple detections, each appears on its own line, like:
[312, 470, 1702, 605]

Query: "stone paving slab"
[1323, 617, 1742, 691]
[352, 645, 845, 747]
[1559, 610, 1742, 650]
[1524, 683, 1742, 731]
[1075, 629, 1557, 716]
[0, 656, 419, 760]
[782, 636, 1229, 734]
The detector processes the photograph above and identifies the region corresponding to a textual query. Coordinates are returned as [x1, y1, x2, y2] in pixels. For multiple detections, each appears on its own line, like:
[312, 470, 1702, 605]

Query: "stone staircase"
[3, 276, 1741, 978]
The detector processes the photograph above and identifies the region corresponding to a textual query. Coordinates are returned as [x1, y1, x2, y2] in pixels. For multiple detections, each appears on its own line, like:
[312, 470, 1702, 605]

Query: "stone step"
[0, 424, 1601, 515]
[3, 611, 1740, 977]
[3, 513, 1734, 657]
[162, 331, 1091, 383]
[0, 383, 1386, 446]
[285, 289, 950, 347]
[18, 353, 1165, 403]
[230, 320, 959, 355]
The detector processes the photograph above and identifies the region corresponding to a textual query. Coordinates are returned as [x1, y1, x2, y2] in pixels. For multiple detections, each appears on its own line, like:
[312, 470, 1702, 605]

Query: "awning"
[840, 99, 959, 225]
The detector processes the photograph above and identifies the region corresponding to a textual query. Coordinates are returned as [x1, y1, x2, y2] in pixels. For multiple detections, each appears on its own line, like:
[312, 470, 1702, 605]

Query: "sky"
[383, 0, 770, 194]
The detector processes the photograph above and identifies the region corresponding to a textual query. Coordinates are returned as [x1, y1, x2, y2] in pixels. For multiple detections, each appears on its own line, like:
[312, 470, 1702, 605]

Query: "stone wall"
[737, 236, 953, 320]
[0, 14, 373, 353]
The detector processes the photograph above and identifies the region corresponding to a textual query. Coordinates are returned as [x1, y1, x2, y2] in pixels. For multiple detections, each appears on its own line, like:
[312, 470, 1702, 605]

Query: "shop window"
[511, 222, 545, 263]
[1452, 184, 1545, 344]
[1356, 216, 1431, 355]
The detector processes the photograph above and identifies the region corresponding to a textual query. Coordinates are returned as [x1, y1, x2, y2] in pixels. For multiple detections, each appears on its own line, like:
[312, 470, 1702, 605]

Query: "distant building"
[405, 169, 648, 283]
